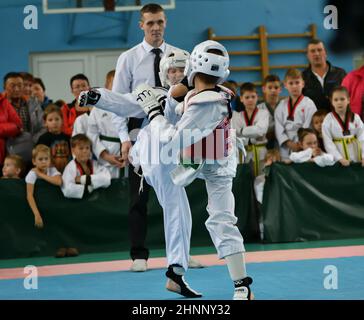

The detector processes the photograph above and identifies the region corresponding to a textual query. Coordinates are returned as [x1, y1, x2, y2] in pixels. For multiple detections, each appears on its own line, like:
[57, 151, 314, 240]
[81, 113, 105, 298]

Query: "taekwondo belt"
[333, 136, 362, 161]
[99, 135, 120, 143]
[246, 143, 267, 176]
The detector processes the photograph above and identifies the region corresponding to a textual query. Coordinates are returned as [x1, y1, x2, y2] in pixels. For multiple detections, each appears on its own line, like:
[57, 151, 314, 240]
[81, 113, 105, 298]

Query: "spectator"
[31, 77, 53, 111]
[311, 110, 328, 151]
[341, 63, 364, 119]
[1, 154, 23, 179]
[322, 86, 364, 166]
[289, 128, 335, 166]
[25, 144, 62, 229]
[61, 134, 111, 199]
[302, 39, 346, 111]
[3, 72, 45, 144]
[62, 74, 91, 136]
[105, 70, 115, 90]
[37, 104, 71, 173]
[0, 91, 22, 167]
[275, 68, 317, 160]
[231, 82, 269, 176]
[87, 71, 123, 178]
[19, 72, 34, 101]
[258, 75, 282, 149]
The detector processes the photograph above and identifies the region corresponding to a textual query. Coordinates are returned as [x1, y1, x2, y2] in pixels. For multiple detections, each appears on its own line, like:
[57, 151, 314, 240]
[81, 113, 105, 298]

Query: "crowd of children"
[1, 38, 364, 279]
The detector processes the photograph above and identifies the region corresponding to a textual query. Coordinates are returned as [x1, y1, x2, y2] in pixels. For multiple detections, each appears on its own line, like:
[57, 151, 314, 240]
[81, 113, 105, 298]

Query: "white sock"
[224, 252, 247, 281]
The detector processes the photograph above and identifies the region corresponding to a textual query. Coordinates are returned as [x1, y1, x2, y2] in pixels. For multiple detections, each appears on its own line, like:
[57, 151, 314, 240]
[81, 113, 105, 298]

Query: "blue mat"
[1, 257, 363, 300]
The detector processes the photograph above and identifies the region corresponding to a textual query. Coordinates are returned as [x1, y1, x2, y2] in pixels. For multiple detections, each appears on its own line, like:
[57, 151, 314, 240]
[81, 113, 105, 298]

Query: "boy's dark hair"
[297, 128, 316, 143]
[20, 72, 34, 83]
[71, 134, 91, 148]
[54, 99, 66, 109]
[262, 74, 281, 86]
[33, 77, 46, 91]
[43, 104, 63, 121]
[140, 3, 164, 19]
[312, 109, 328, 119]
[240, 82, 257, 96]
[3, 72, 22, 88]
[70, 74, 89, 88]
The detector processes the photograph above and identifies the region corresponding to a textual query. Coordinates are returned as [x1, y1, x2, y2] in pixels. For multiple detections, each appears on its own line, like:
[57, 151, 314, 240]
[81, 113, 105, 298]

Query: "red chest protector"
[181, 86, 233, 163]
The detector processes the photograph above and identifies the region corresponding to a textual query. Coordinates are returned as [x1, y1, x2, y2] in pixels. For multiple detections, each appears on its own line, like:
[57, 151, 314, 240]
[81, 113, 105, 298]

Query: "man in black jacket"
[302, 39, 346, 111]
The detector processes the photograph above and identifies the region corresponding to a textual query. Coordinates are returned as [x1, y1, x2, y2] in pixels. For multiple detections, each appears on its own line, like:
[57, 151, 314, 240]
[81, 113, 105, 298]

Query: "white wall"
[30, 49, 123, 102]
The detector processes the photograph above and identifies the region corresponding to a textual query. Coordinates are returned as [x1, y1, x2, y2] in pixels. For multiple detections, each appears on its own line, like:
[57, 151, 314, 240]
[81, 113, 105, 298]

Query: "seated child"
[1, 154, 23, 179]
[37, 104, 71, 173]
[289, 128, 335, 166]
[231, 82, 269, 176]
[25, 144, 62, 228]
[62, 134, 111, 199]
[311, 110, 328, 152]
[322, 86, 364, 167]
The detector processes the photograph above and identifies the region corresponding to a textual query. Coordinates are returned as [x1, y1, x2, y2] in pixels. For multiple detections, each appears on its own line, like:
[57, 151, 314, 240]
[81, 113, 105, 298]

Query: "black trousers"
[128, 164, 151, 260]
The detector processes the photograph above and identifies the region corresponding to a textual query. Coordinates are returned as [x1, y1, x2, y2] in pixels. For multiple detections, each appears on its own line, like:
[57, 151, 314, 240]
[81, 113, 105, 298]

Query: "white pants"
[202, 165, 246, 259]
[131, 127, 191, 271]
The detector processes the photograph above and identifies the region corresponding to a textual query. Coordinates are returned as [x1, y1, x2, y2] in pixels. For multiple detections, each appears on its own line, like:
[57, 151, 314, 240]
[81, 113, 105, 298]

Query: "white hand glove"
[133, 84, 164, 121]
[78, 88, 101, 107]
[152, 86, 168, 109]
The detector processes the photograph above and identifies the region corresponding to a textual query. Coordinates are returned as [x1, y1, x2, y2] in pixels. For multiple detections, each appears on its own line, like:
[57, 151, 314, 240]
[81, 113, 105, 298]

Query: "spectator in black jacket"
[302, 39, 346, 111]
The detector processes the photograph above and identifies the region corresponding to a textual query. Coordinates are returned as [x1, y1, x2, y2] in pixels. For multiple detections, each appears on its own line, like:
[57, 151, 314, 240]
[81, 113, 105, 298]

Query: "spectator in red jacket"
[61, 74, 91, 136]
[0, 93, 23, 167]
[342, 64, 364, 119]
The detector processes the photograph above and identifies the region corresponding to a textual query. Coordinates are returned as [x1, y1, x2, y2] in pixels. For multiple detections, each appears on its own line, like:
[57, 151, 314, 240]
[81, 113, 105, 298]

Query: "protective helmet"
[159, 49, 190, 87]
[184, 40, 230, 86]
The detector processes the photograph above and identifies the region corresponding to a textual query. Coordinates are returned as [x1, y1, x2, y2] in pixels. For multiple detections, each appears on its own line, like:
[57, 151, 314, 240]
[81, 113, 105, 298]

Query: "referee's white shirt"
[112, 38, 178, 143]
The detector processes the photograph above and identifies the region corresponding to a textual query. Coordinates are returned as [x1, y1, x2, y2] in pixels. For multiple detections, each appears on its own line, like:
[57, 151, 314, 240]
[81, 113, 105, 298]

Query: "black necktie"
[151, 48, 162, 87]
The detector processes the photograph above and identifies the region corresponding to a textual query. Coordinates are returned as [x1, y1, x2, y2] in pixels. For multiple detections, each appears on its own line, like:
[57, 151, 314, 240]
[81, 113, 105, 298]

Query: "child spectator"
[72, 109, 91, 136]
[289, 128, 335, 166]
[105, 70, 115, 90]
[37, 104, 71, 173]
[25, 144, 62, 228]
[322, 86, 364, 166]
[232, 82, 269, 176]
[254, 149, 281, 205]
[31, 77, 53, 111]
[258, 75, 282, 149]
[1, 154, 23, 179]
[19, 72, 34, 101]
[87, 71, 123, 178]
[61, 134, 111, 199]
[311, 110, 328, 151]
[275, 68, 317, 160]
[61, 74, 91, 136]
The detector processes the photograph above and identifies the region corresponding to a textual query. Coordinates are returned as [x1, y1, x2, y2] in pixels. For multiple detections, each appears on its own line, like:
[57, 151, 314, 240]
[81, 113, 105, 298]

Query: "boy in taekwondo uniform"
[232, 82, 269, 176]
[77, 42, 254, 300]
[275, 68, 317, 160]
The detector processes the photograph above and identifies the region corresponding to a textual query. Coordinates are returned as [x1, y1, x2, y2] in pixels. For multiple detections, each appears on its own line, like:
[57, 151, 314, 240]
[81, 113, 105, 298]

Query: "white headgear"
[159, 49, 190, 87]
[184, 40, 230, 86]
